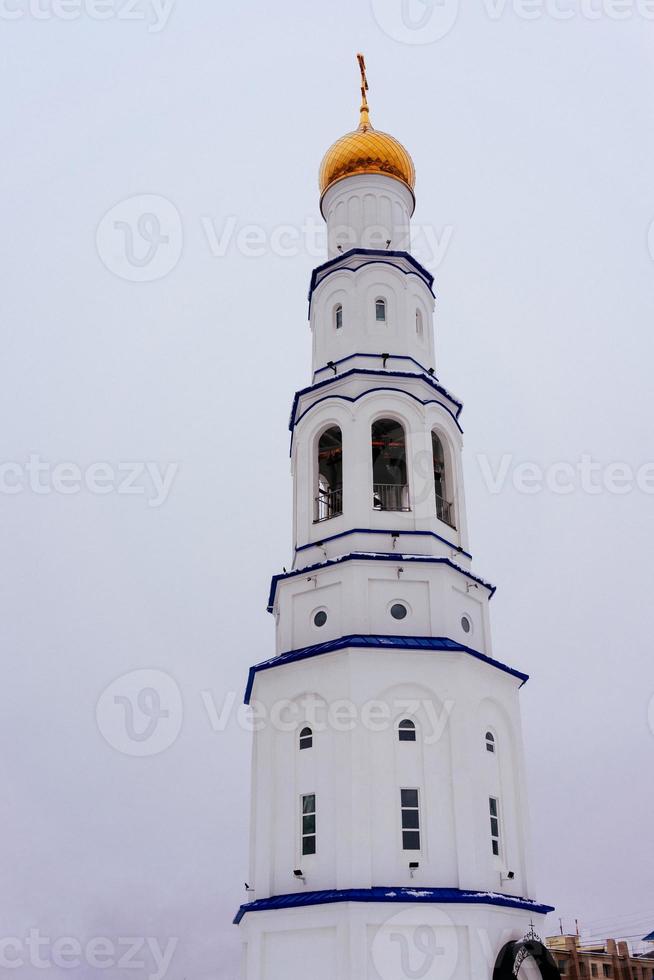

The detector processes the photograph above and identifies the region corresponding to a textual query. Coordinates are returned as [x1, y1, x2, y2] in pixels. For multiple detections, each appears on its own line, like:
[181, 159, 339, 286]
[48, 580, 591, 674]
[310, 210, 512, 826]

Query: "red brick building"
[546, 935, 654, 979]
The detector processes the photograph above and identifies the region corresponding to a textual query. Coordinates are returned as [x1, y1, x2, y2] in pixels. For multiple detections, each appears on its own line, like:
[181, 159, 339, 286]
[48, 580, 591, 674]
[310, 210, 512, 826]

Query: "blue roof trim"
[267, 552, 496, 613]
[290, 368, 463, 430]
[310, 250, 434, 289]
[643, 931, 654, 942]
[234, 886, 554, 925]
[308, 248, 435, 311]
[313, 353, 438, 382]
[244, 634, 528, 705]
[295, 528, 472, 561]
[291, 387, 463, 455]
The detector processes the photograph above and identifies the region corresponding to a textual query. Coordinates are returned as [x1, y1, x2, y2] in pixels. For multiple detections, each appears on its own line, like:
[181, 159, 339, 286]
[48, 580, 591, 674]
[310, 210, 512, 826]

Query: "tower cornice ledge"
[295, 528, 472, 561]
[312, 351, 439, 383]
[289, 368, 463, 449]
[234, 887, 554, 925]
[244, 634, 528, 705]
[267, 552, 495, 613]
[308, 248, 434, 313]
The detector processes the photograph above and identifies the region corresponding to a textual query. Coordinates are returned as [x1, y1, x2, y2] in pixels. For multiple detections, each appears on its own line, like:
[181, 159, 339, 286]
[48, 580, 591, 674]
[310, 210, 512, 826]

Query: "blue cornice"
[290, 368, 463, 427]
[289, 370, 464, 456]
[234, 886, 554, 925]
[267, 552, 496, 613]
[295, 528, 472, 561]
[244, 634, 528, 705]
[308, 248, 435, 313]
[313, 352, 439, 382]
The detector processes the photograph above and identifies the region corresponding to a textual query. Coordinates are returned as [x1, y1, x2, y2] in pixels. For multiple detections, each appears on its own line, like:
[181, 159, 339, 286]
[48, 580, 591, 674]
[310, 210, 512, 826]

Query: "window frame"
[301, 793, 316, 856]
[489, 796, 501, 858]
[334, 303, 343, 330]
[485, 731, 496, 754]
[299, 726, 313, 750]
[390, 602, 408, 621]
[375, 297, 387, 322]
[398, 719, 417, 743]
[400, 788, 421, 851]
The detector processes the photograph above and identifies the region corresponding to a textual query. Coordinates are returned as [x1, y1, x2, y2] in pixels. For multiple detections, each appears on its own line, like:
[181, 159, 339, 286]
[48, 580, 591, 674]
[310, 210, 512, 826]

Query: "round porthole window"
[390, 603, 408, 621]
[313, 610, 327, 628]
[461, 615, 471, 634]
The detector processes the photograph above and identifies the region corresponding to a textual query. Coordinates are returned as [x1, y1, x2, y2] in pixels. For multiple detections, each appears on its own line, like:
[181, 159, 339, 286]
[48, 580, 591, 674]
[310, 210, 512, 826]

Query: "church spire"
[357, 52, 371, 131]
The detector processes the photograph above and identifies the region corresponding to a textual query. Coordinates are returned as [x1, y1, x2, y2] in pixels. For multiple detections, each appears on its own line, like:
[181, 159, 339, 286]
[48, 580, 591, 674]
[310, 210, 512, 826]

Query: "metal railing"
[373, 483, 410, 512]
[436, 493, 456, 528]
[314, 487, 343, 523]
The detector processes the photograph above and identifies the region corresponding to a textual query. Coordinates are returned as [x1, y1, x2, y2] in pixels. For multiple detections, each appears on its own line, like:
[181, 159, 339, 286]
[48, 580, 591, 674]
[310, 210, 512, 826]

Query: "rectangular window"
[558, 961, 567, 975]
[401, 788, 421, 850]
[489, 797, 501, 857]
[301, 794, 316, 856]
[591, 965, 598, 978]
[602, 966, 611, 978]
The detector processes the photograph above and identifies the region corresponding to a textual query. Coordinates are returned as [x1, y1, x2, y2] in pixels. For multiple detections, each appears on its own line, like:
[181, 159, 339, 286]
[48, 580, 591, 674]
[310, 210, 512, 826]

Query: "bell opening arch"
[314, 424, 343, 524]
[431, 427, 457, 530]
[371, 416, 410, 513]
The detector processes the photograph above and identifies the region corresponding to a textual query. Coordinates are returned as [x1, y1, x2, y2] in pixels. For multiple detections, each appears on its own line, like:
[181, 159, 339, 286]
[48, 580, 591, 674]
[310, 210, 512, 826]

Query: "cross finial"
[357, 52, 371, 130]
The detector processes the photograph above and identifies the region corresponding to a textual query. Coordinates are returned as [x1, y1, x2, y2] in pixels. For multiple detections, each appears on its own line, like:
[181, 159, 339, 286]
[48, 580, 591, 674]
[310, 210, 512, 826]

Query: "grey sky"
[1, 2, 654, 978]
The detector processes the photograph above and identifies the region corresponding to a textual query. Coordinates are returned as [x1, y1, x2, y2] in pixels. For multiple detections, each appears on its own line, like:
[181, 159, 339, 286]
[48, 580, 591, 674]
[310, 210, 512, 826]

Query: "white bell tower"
[235, 56, 554, 980]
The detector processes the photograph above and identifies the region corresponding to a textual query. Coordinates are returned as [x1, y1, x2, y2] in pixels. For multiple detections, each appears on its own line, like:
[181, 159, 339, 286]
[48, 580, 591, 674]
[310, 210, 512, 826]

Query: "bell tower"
[235, 56, 554, 980]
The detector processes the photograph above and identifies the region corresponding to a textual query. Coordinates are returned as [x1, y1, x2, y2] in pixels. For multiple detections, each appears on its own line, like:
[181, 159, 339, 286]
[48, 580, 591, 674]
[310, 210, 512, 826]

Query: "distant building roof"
[643, 931, 654, 942]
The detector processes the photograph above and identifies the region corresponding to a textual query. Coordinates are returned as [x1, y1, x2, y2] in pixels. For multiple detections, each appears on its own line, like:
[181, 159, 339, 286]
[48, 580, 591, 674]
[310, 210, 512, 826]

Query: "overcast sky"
[2, 1, 654, 978]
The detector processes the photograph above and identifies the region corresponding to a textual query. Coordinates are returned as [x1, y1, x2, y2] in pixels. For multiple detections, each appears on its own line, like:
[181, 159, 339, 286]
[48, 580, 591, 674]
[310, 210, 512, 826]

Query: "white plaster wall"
[240, 901, 548, 980]
[310, 263, 435, 376]
[321, 173, 414, 257]
[274, 560, 492, 657]
[247, 648, 531, 903]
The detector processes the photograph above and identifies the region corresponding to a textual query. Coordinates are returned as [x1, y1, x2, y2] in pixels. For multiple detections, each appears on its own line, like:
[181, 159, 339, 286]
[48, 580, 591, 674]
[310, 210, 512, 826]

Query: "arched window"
[398, 719, 417, 742]
[416, 309, 423, 337]
[315, 426, 343, 523]
[334, 303, 343, 330]
[300, 727, 313, 750]
[432, 431, 455, 528]
[485, 731, 496, 754]
[375, 298, 387, 322]
[371, 419, 409, 512]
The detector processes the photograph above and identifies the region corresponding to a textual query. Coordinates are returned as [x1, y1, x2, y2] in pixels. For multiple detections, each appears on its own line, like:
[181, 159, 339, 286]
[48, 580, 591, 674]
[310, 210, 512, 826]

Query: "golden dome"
[319, 54, 416, 201]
